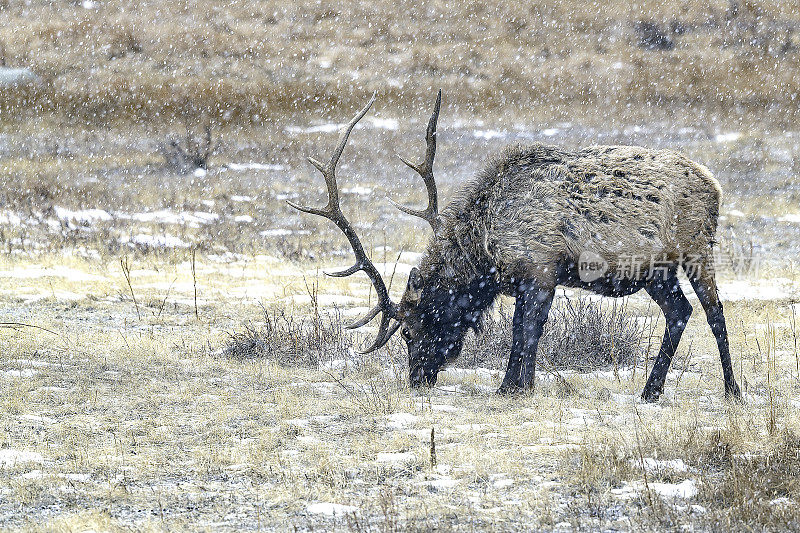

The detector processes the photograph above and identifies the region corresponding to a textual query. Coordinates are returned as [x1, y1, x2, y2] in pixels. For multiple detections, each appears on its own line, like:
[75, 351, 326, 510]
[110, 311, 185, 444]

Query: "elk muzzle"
[409, 364, 438, 388]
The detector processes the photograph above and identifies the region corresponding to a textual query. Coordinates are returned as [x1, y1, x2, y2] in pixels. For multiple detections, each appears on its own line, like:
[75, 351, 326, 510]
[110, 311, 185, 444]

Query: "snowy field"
[0, 199, 798, 531]
[2, 0, 800, 531]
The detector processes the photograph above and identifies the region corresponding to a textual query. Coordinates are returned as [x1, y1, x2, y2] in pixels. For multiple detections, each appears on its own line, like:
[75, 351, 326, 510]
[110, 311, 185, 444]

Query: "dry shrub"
[564, 429, 800, 530]
[460, 295, 646, 372]
[634, 21, 676, 51]
[716, 229, 758, 278]
[159, 105, 217, 173]
[345, 490, 402, 533]
[107, 29, 143, 60]
[221, 307, 354, 367]
[720, 0, 796, 57]
[696, 430, 800, 528]
[572, 444, 638, 500]
[329, 364, 406, 416]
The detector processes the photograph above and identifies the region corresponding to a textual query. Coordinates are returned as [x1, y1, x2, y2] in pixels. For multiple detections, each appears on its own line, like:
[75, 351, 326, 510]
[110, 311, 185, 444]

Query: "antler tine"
[422, 89, 442, 178]
[347, 302, 383, 330]
[393, 89, 441, 231]
[287, 93, 400, 353]
[286, 93, 375, 217]
[360, 315, 402, 353]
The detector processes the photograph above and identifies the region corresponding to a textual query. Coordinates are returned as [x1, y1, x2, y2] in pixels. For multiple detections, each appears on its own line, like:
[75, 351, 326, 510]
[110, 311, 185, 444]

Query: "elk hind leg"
[684, 261, 742, 401]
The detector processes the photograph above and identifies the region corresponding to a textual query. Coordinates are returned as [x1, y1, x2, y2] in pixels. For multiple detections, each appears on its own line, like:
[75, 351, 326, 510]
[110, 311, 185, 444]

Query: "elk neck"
[413, 213, 500, 331]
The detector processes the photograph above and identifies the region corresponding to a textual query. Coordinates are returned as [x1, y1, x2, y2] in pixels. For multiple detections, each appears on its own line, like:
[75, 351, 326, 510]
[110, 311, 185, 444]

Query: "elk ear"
[406, 267, 424, 299]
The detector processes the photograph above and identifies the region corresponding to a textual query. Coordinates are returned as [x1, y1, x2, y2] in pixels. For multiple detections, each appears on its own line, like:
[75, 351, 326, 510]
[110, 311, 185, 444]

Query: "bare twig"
[191, 248, 199, 320]
[765, 317, 778, 436]
[156, 276, 177, 318]
[0, 322, 58, 335]
[120, 257, 141, 320]
[302, 275, 320, 321]
[633, 405, 654, 509]
[674, 340, 694, 402]
[387, 251, 403, 294]
[791, 302, 798, 382]
[323, 370, 373, 414]
[430, 427, 437, 468]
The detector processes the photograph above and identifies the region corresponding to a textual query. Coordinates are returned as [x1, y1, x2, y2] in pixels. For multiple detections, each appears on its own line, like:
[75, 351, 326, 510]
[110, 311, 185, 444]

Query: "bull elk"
[289, 92, 742, 402]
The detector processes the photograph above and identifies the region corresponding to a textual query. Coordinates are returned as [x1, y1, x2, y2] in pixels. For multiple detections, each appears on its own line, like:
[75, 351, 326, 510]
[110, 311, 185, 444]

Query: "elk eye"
[401, 327, 411, 339]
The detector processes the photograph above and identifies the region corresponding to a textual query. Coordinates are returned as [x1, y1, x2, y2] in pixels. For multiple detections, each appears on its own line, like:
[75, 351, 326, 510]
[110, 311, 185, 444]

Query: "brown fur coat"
[420, 143, 721, 289]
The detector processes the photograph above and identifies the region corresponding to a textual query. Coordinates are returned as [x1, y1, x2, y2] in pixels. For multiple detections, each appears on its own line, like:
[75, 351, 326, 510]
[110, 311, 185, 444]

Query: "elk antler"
[287, 94, 401, 353]
[391, 89, 441, 231]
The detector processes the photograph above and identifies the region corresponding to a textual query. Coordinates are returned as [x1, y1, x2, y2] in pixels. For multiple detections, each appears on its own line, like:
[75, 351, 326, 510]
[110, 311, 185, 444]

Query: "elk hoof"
[496, 382, 522, 395]
[725, 383, 744, 404]
[640, 387, 662, 403]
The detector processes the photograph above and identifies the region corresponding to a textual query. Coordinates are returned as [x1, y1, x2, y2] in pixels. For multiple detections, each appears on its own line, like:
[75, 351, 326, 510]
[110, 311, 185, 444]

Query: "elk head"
[289, 91, 473, 388]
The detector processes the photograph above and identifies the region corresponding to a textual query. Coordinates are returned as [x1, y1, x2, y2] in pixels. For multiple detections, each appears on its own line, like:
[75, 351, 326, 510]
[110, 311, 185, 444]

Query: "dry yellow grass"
[0, 253, 798, 530]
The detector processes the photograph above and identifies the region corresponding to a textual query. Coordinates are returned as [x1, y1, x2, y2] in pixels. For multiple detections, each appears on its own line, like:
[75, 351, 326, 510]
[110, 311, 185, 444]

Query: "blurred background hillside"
[2, 0, 800, 127]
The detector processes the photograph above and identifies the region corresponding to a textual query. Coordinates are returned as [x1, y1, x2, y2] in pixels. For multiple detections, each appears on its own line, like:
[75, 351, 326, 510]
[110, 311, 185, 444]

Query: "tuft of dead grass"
[461, 295, 646, 372]
[158, 103, 218, 174]
[221, 306, 354, 367]
[696, 429, 800, 528]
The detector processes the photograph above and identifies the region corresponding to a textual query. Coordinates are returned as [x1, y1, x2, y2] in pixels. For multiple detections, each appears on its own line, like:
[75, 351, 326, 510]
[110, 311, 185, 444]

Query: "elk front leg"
[497, 297, 526, 393]
[498, 284, 554, 393]
[642, 270, 692, 402]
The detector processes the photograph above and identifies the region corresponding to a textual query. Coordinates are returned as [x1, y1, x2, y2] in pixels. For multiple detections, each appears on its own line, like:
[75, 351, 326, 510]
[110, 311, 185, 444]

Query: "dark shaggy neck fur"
[420, 273, 500, 331]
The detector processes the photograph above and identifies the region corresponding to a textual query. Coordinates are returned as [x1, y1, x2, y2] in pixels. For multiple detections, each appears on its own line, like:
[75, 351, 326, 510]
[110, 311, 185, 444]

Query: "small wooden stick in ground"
[120, 257, 141, 320]
[430, 427, 437, 468]
[191, 248, 199, 320]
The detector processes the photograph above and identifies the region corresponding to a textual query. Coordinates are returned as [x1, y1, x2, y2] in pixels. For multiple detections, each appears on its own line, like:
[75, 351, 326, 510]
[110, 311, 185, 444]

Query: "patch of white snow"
[367, 117, 399, 130]
[226, 163, 284, 172]
[53, 206, 114, 224]
[386, 413, 419, 429]
[123, 234, 191, 249]
[715, 132, 741, 143]
[286, 123, 344, 135]
[0, 449, 44, 467]
[473, 129, 505, 140]
[650, 479, 698, 499]
[3, 369, 38, 378]
[341, 186, 373, 195]
[376, 452, 416, 463]
[306, 502, 357, 516]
